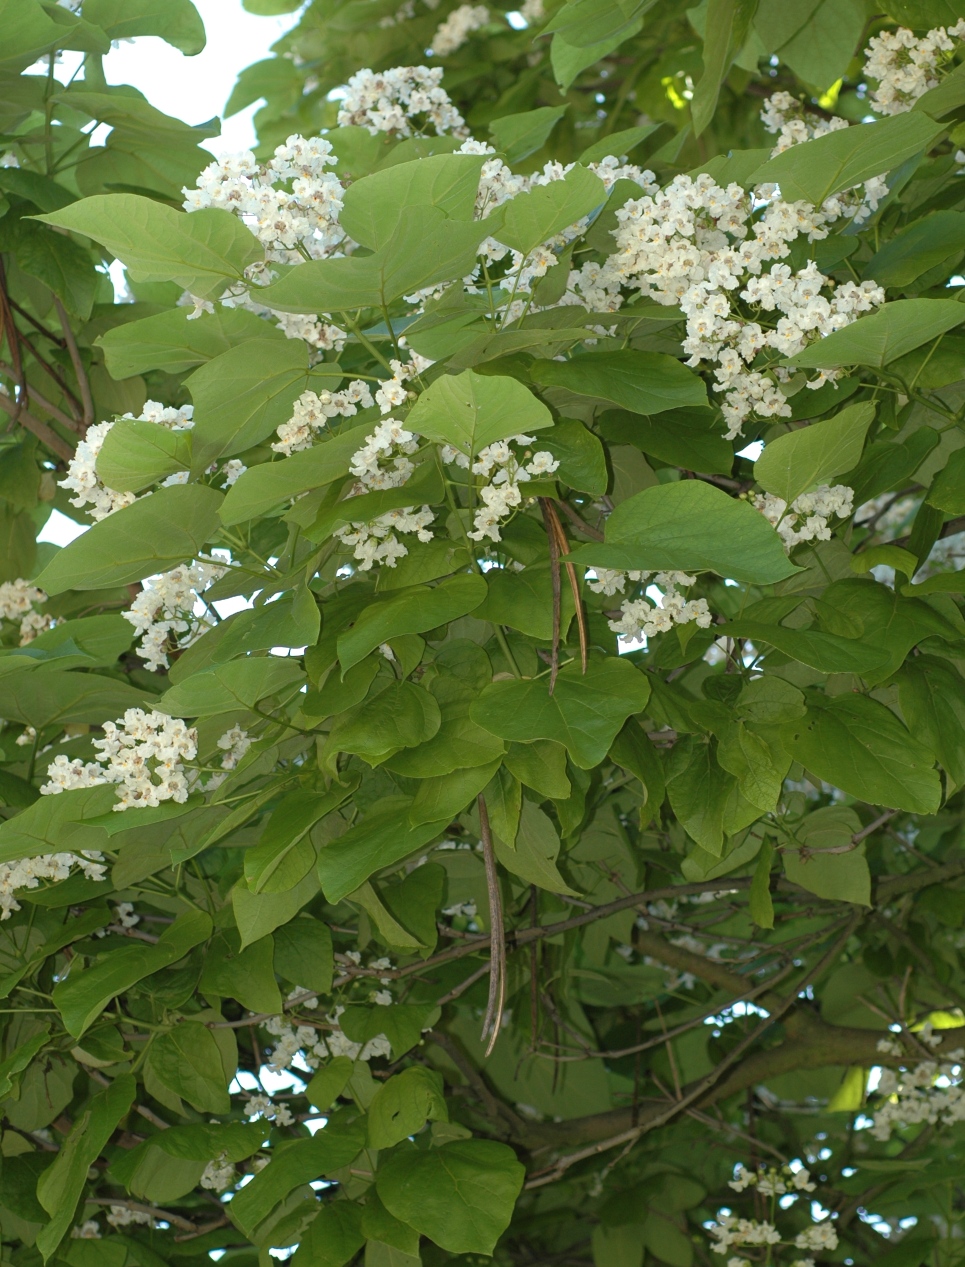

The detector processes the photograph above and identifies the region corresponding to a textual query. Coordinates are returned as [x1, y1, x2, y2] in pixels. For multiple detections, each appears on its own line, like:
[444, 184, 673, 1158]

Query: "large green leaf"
[0, 668, 145, 730]
[782, 694, 941, 813]
[489, 105, 568, 164]
[149, 1022, 230, 1114]
[377, 1140, 525, 1255]
[95, 418, 191, 493]
[82, 0, 206, 53]
[749, 112, 945, 206]
[187, 339, 345, 467]
[568, 481, 797, 584]
[35, 484, 223, 594]
[97, 306, 280, 379]
[33, 196, 262, 300]
[220, 426, 364, 525]
[256, 205, 494, 312]
[530, 350, 707, 415]
[338, 574, 488, 670]
[691, 0, 758, 136]
[406, 369, 553, 456]
[471, 656, 651, 768]
[497, 165, 606, 255]
[315, 801, 450, 903]
[159, 658, 305, 717]
[367, 1067, 448, 1149]
[340, 152, 486, 249]
[897, 655, 965, 790]
[754, 401, 875, 504]
[787, 299, 965, 369]
[863, 210, 965, 287]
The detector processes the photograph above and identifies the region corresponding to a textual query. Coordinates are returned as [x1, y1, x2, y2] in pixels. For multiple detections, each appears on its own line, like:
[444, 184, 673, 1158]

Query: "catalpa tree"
[1, 0, 965, 1263]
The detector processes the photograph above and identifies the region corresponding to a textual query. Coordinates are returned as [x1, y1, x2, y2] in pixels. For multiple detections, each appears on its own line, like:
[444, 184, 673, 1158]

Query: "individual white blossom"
[754, 484, 854, 550]
[864, 21, 965, 115]
[122, 559, 226, 672]
[200, 1155, 237, 1191]
[217, 726, 252, 770]
[520, 0, 544, 20]
[15, 725, 37, 748]
[114, 901, 139, 928]
[60, 402, 194, 522]
[71, 1221, 102, 1239]
[430, 4, 489, 55]
[337, 66, 468, 137]
[221, 459, 246, 486]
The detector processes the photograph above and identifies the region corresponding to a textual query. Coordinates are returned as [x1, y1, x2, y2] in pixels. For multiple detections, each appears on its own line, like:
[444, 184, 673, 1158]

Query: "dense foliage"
[5, 0, 965, 1264]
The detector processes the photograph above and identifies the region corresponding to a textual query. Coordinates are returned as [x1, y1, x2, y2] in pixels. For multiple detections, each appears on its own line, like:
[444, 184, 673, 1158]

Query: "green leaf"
[97, 306, 280, 379]
[306, 1056, 354, 1112]
[81, 0, 206, 53]
[540, 419, 609, 494]
[376, 1139, 525, 1255]
[35, 1074, 135, 1261]
[754, 0, 866, 91]
[199, 929, 282, 1013]
[782, 694, 941, 813]
[497, 165, 606, 256]
[245, 787, 351, 894]
[0, 785, 115, 866]
[316, 801, 450, 903]
[328, 681, 441, 762]
[578, 124, 661, 165]
[473, 564, 575, 640]
[257, 205, 494, 312]
[340, 153, 486, 250]
[409, 759, 501, 826]
[598, 408, 734, 476]
[783, 807, 872, 905]
[220, 426, 364, 525]
[148, 1021, 230, 1114]
[552, 21, 645, 91]
[337, 574, 488, 671]
[368, 1067, 448, 1149]
[897, 654, 965, 789]
[232, 867, 320, 949]
[95, 418, 191, 493]
[489, 106, 568, 164]
[273, 916, 334, 994]
[159, 657, 305, 717]
[405, 369, 553, 458]
[495, 797, 579, 894]
[471, 656, 651, 768]
[749, 840, 775, 928]
[0, 668, 145, 730]
[927, 448, 965, 513]
[666, 738, 736, 855]
[749, 112, 945, 206]
[568, 481, 796, 584]
[53, 910, 212, 1037]
[35, 484, 222, 594]
[754, 401, 875, 504]
[293, 1203, 364, 1267]
[504, 738, 570, 799]
[230, 1124, 367, 1238]
[864, 210, 965, 287]
[32, 196, 262, 301]
[531, 350, 707, 415]
[719, 620, 890, 674]
[16, 221, 98, 320]
[187, 339, 345, 467]
[852, 544, 920, 576]
[787, 299, 965, 369]
[692, 0, 758, 136]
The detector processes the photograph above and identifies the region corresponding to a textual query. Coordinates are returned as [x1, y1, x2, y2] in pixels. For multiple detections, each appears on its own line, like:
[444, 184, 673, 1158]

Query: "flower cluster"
[600, 171, 884, 436]
[0, 578, 49, 645]
[272, 382, 374, 456]
[200, 1156, 237, 1192]
[183, 134, 344, 265]
[864, 21, 965, 115]
[753, 484, 854, 550]
[40, 708, 198, 811]
[870, 1037, 965, 1140]
[729, 1164, 816, 1196]
[60, 401, 194, 522]
[122, 559, 226, 672]
[262, 996, 390, 1071]
[587, 569, 713, 645]
[217, 726, 252, 770]
[441, 435, 559, 542]
[430, 3, 489, 55]
[0, 849, 106, 920]
[337, 66, 468, 137]
[245, 1093, 295, 1127]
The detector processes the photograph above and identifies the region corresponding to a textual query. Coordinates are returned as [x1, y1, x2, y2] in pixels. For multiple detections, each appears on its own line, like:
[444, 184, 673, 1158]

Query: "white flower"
[122, 559, 226, 671]
[337, 66, 468, 138]
[431, 4, 489, 55]
[200, 1155, 236, 1192]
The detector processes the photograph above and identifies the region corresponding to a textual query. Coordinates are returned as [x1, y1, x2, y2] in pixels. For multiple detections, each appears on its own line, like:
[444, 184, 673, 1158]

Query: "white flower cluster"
[60, 401, 194, 522]
[753, 484, 854, 550]
[729, 1164, 816, 1196]
[272, 382, 374, 456]
[106, 1206, 155, 1230]
[245, 1092, 295, 1127]
[601, 171, 884, 437]
[217, 726, 252, 770]
[200, 1155, 237, 1192]
[334, 417, 434, 569]
[587, 569, 713, 645]
[864, 21, 965, 115]
[0, 849, 106, 920]
[40, 708, 198, 811]
[71, 1221, 101, 1240]
[262, 996, 391, 1071]
[337, 66, 468, 137]
[183, 134, 344, 265]
[122, 559, 226, 672]
[870, 1042, 965, 1140]
[0, 578, 50, 645]
[441, 434, 559, 542]
[431, 3, 489, 55]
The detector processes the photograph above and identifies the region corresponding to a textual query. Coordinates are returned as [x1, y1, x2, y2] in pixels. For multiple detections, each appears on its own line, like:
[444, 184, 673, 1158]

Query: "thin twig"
[0, 387, 74, 460]
[478, 793, 506, 1056]
[540, 498, 562, 691]
[556, 498, 605, 541]
[53, 296, 94, 429]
